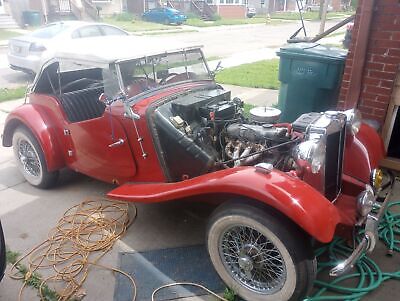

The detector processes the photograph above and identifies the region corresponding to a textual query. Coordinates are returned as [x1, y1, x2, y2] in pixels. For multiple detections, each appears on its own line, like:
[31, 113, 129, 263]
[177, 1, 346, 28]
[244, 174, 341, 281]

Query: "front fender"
[344, 123, 385, 183]
[2, 104, 65, 171]
[107, 166, 340, 243]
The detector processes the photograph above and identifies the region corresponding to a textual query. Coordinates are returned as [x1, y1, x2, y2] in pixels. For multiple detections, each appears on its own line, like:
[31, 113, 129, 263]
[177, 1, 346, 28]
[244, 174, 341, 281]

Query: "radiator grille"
[324, 125, 346, 200]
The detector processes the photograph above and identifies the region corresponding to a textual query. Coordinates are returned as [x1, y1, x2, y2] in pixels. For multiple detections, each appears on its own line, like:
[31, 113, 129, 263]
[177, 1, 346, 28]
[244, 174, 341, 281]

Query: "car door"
[66, 107, 137, 185]
[147, 9, 157, 22]
[154, 8, 164, 22]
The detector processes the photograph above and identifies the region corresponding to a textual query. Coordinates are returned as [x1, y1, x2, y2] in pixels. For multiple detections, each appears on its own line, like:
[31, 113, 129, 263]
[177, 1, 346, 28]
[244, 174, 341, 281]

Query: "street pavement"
[0, 20, 345, 88]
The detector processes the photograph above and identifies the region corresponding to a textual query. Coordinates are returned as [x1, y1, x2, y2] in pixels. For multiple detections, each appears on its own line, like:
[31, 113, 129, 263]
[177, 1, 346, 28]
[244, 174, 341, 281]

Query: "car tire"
[12, 126, 59, 189]
[207, 201, 316, 301]
[0, 221, 5, 281]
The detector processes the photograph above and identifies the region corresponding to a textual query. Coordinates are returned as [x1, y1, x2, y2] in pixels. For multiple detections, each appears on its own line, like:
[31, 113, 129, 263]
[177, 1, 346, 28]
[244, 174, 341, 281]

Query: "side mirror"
[210, 61, 223, 78]
[215, 60, 223, 72]
[24, 84, 33, 104]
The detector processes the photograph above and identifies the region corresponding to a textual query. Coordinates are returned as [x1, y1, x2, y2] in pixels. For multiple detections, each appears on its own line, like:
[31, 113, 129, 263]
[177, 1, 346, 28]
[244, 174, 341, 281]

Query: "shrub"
[115, 12, 134, 22]
[210, 13, 221, 21]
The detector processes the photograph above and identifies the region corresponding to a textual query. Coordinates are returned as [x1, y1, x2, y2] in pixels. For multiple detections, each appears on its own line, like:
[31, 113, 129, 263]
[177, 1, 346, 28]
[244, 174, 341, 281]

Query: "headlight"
[357, 185, 375, 216]
[293, 140, 326, 173]
[344, 109, 362, 135]
[370, 168, 384, 190]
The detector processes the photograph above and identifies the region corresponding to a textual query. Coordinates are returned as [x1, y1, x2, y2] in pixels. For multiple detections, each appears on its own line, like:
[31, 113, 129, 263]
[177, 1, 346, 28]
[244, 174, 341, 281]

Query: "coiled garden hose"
[306, 201, 400, 301]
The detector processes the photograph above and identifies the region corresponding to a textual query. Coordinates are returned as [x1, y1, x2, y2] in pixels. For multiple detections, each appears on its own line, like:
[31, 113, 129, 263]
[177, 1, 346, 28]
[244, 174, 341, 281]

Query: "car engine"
[151, 88, 301, 181]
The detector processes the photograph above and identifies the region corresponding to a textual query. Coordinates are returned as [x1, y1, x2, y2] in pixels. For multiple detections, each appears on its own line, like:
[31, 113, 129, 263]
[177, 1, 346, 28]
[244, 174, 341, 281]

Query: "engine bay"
[150, 87, 304, 182]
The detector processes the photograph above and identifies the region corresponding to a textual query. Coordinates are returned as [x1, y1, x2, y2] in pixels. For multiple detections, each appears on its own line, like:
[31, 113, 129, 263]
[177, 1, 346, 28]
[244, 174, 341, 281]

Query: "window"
[30, 23, 71, 39]
[73, 26, 102, 39]
[118, 49, 211, 99]
[100, 25, 128, 36]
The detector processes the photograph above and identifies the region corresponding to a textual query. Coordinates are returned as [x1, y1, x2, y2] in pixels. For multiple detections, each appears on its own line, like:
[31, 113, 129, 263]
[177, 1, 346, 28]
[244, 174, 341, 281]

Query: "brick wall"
[212, 5, 245, 18]
[338, 0, 400, 124]
[331, 0, 341, 11]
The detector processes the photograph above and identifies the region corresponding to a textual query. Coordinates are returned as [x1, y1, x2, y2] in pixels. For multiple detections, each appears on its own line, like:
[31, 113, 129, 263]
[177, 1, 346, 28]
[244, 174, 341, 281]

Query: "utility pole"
[319, 0, 325, 19]
[319, 0, 329, 34]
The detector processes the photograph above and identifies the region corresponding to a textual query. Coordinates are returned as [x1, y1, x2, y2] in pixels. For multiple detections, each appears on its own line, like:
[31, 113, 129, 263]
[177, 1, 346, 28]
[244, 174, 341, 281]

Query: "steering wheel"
[164, 72, 197, 84]
[159, 73, 179, 85]
[126, 77, 157, 98]
[61, 78, 101, 92]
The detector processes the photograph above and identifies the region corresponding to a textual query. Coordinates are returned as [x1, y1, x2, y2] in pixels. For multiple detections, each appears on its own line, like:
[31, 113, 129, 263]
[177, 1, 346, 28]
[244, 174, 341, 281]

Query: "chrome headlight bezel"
[344, 108, 362, 135]
[293, 139, 326, 174]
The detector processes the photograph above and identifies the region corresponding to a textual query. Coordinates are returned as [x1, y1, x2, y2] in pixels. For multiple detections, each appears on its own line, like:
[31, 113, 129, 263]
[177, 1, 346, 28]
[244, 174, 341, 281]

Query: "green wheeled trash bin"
[277, 43, 347, 122]
[22, 11, 42, 26]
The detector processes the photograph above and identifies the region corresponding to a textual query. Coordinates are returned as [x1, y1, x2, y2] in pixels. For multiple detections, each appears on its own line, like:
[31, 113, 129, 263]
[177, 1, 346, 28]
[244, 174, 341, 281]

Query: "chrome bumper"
[329, 177, 394, 277]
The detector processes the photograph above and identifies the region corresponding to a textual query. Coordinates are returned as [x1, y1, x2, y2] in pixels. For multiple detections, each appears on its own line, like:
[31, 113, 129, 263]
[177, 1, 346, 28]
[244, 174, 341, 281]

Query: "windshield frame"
[115, 47, 212, 98]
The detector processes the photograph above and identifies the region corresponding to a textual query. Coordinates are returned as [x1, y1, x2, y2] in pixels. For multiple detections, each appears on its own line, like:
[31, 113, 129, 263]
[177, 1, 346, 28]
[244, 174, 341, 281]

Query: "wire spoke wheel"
[220, 225, 287, 294]
[12, 126, 59, 188]
[17, 139, 42, 178]
[207, 201, 316, 301]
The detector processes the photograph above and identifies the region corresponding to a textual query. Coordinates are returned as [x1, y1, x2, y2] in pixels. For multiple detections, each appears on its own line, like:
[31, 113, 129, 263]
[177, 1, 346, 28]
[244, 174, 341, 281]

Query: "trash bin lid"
[277, 43, 347, 62]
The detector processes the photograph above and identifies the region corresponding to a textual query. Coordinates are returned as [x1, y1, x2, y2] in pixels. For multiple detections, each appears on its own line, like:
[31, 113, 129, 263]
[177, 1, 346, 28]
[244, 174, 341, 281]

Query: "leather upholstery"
[60, 88, 106, 123]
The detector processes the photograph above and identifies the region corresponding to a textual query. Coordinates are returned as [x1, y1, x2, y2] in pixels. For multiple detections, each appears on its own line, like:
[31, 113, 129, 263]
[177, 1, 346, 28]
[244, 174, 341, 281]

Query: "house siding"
[211, 5, 245, 18]
[92, 0, 124, 16]
[338, 0, 400, 124]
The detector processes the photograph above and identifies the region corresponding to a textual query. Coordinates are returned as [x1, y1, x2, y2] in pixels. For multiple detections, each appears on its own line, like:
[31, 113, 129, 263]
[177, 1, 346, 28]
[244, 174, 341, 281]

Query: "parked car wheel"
[0, 221, 5, 282]
[12, 126, 59, 188]
[207, 201, 316, 301]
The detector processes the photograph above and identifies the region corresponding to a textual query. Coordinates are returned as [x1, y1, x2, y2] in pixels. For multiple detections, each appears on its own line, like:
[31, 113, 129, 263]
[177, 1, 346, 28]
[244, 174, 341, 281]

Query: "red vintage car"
[2, 36, 393, 301]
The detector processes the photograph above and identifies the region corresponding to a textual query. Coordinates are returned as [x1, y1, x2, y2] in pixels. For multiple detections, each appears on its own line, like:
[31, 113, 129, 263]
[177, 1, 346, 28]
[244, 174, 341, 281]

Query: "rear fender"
[108, 166, 340, 243]
[2, 104, 65, 171]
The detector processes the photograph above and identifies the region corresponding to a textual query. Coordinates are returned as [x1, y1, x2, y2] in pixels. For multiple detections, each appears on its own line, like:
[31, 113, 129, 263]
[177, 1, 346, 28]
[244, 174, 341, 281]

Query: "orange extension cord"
[8, 198, 228, 301]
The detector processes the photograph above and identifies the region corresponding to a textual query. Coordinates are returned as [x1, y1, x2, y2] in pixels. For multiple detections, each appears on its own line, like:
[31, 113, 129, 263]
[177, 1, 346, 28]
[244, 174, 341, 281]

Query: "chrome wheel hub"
[219, 225, 287, 294]
[238, 255, 254, 272]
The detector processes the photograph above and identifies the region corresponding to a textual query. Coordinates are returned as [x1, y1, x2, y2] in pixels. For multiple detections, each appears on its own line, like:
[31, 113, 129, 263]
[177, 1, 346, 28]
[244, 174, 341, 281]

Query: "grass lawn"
[102, 17, 177, 32]
[185, 17, 282, 27]
[0, 87, 27, 102]
[0, 29, 22, 41]
[215, 59, 280, 90]
[270, 11, 353, 21]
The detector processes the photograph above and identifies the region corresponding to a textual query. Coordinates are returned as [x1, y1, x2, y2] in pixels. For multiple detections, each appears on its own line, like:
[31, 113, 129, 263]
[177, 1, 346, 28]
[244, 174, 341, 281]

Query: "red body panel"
[343, 124, 385, 183]
[107, 166, 341, 243]
[4, 102, 65, 171]
[66, 110, 137, 184]
[116, 81, 214, 183]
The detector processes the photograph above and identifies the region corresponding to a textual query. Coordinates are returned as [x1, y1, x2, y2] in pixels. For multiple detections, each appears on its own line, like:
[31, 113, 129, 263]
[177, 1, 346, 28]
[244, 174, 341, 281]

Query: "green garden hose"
[305, 201, 400, 301]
